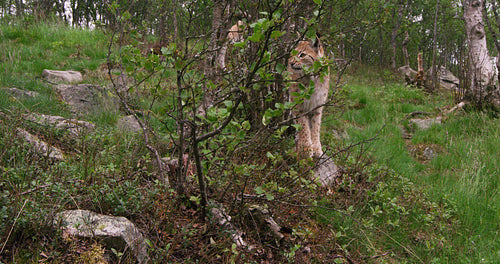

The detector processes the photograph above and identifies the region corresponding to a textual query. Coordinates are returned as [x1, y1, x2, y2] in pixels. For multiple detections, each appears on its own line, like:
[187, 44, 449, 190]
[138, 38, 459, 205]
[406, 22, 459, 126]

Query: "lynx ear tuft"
[312, 34, 324, 57]
[312, 34, 323, 49]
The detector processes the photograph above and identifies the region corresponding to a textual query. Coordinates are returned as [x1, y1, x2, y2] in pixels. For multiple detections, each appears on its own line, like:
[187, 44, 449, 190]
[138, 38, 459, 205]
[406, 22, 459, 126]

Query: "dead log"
[413, 53, 426, 88]
[247, 205, 284, 241]
[210, 203, 252, 249]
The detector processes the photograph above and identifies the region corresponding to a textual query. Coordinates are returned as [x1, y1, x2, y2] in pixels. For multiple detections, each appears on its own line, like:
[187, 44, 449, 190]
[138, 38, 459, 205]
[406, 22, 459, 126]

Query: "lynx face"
[288, 39, 325, 74]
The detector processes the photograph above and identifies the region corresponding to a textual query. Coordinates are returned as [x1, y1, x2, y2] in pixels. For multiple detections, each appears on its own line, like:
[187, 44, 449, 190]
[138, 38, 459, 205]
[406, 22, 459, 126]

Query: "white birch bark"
[463, 0, 496, 98]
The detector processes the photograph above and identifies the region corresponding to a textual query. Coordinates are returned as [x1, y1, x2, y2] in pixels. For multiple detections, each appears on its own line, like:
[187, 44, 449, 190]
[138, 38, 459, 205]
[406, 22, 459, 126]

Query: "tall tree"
[391, 0, 405, 70]
[14, 0, 23, 17]
[463, 0, 497, 103]
[431, 0, 440, 91]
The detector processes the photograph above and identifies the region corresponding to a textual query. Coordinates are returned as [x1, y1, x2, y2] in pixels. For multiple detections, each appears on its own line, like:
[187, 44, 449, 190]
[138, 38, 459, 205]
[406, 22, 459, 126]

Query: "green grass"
[323, 65, 500, 263]
[0, 20, 108, 118]
[0, 21, 499, 263]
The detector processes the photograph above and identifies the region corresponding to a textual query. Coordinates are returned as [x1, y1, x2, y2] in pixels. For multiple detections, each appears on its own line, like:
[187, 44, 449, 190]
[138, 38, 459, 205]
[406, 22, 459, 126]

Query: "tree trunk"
[173, 0, 179, 42]
[390, 1, 404, 70]
[158, 1, 168, 44]
[200, 0, 225, 117]
[463, 0, 496, 102]
[15, 0, 23, 17]
[431, 0, 440, 91]
[414, 53, 426, 88]
[403, 31, 410, 67]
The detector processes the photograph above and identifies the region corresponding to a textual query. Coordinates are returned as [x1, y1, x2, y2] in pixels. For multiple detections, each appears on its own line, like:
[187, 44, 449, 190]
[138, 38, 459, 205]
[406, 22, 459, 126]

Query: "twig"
[363, 251, 390, 260]
[405, 111, 430, 119]
[0, 199, 28, 255]
[20, 184, 50, 195]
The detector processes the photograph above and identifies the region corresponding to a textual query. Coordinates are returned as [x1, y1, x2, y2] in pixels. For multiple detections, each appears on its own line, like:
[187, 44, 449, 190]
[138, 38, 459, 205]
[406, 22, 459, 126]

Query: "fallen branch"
[20, 184, 50, 195]
[248, 205, 284, 240]
[446, 101, 465, 114]
[210, 202, 253, 250]
[405, 111, 430, 119]
[363, 251, 390, 260]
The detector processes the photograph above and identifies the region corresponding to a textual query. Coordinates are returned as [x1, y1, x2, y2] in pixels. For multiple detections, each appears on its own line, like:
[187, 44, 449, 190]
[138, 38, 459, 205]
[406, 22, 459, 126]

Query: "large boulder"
[54, 210, 149, 264]
[24, 113, 95, 137]
[117, 115, 142, 133]
[54, 84, 117, 115]
[42, 69, 83, 84]
[409, 117, 442, 130]
[2, 87, 40, 98]
[16, 128, 64, 160]
[427, 66, 460, 90]
[313, 155, 342, 187]
[397, 65, 418, 84]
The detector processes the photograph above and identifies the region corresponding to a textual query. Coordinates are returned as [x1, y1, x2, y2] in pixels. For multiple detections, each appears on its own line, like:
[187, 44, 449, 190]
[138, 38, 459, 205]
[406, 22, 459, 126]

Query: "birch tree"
[463, 0, 497, 103]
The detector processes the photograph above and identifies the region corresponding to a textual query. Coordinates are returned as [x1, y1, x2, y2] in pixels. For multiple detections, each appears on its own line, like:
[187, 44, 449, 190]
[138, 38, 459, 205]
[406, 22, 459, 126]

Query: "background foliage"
[0, 0, 499, 263]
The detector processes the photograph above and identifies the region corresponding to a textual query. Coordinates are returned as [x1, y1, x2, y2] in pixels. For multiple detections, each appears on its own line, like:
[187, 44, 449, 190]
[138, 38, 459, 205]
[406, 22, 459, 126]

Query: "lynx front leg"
[309, 109, 323, 158]
[295, 115, 313, 157]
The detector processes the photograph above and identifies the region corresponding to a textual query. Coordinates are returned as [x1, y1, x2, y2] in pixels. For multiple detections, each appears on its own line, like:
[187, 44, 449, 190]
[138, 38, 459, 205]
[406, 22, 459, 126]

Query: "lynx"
[288, 37, 330, 158]
[217, 21, 245, 69]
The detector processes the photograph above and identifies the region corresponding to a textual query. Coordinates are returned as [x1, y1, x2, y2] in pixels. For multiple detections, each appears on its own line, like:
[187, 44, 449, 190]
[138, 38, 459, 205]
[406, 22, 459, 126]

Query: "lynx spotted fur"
[288, 38, 329, 158]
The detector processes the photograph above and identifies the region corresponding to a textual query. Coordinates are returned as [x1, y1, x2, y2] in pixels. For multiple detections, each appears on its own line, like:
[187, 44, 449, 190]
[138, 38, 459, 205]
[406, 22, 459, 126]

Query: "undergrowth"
[0, 22, 498, 264]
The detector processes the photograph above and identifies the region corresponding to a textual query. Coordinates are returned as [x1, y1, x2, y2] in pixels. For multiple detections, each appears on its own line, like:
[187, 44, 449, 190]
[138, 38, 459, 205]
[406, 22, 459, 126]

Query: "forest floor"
[0, 21, 498, 263]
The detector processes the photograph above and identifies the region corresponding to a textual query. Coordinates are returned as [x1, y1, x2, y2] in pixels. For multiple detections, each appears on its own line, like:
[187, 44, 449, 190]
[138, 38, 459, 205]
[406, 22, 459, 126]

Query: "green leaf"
[242, 120, 251, 130]
[270, 30, 285, 39]
[223, 100, 233, 108]
[234, 42, 245, 48]
[189, 195, 201, 205]
[248, 32, 264, 42]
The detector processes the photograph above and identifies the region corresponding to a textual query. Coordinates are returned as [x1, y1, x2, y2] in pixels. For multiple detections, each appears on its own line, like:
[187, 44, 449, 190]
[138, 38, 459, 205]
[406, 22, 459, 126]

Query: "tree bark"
[15, 0, 23, 17]
[200, 0, 225, 118]
[463, 0, 496, 101]
[390, 0, 404, 70]
[173, 0, 179, 42]
[414, 52, 426, 88]
[431, 0, 440, 91]
[403, 31, 410, 67]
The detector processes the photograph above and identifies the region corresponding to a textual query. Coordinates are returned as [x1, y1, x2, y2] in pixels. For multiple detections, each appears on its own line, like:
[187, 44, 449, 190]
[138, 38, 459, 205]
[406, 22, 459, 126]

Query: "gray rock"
[117, 115, 142, 133]
[2, 87, 40, 98]
[409, 117, 442, 130]
[397, 65, 417, 83]
[54, 84, 117, 115]
[313, 155, 341, 187]
[54, 210, 149, 264]
[330, 129, 350, 140]
[24, 113, 95, 137]
[427, 66, 460, 90]
[16, 128, 64, 160]
[42, 69, 83, 84]
[423, 147, 437, 160]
